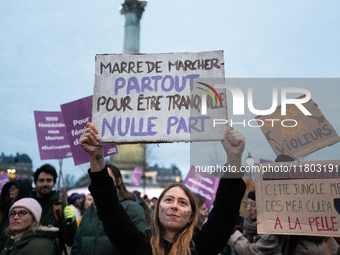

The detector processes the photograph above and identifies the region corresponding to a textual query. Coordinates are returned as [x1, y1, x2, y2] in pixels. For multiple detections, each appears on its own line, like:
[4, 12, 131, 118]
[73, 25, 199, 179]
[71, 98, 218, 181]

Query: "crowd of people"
[0, 123, 339, 254]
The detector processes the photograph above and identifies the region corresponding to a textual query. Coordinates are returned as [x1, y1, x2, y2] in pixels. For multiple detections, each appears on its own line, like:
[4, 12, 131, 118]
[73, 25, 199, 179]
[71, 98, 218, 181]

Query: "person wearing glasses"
[0, 198, 59, 255]
[227, 190, 281, 255]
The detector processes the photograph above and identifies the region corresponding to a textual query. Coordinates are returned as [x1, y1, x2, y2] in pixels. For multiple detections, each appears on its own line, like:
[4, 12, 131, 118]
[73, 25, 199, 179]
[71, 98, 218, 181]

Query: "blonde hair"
[150, 183, 198, 255]
[6, 221, 40, 236]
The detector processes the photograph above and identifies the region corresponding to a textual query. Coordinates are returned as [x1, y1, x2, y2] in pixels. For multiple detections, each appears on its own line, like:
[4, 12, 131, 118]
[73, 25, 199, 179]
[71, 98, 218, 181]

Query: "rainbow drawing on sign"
[196, 82, 223, 106]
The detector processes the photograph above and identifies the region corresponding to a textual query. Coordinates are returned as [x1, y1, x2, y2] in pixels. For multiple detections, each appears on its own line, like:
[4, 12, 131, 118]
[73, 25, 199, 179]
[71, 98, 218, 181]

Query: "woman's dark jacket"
[89, 167, 246, 255]
[72, 195, 146, 255]
[0, 226, 59, 255]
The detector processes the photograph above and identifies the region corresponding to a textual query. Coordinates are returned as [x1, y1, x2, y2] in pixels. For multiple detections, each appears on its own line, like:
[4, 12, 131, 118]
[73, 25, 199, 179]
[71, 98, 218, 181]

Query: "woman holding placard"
[80, 122, 246, 255]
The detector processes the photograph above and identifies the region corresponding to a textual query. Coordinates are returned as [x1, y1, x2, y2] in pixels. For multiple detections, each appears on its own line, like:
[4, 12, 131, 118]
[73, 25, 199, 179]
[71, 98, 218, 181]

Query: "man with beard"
[31, 164, 77, 254]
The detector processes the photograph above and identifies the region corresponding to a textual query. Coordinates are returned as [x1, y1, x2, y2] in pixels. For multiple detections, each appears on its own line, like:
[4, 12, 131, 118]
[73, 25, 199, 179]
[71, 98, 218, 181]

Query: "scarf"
[243, 214, 257, 242]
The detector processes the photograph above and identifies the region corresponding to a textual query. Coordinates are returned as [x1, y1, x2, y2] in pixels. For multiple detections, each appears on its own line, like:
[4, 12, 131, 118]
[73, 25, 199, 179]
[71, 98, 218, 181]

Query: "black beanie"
[248, 190, 255, 201]
[275, 154, 294, 162]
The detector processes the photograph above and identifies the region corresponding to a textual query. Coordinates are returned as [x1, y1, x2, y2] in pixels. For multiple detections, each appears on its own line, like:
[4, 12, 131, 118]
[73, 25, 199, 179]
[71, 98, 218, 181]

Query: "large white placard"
[92, 51, 227, 144]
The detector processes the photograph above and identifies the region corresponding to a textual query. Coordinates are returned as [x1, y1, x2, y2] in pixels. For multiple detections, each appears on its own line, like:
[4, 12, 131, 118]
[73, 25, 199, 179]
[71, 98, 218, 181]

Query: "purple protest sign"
[182, 165, 220, 212]
[34, 111, 72, 160]
[60, 96, 118, 166]
[0, 173, 9, 194]
[130, 167, 143, 186]
[15, 175, 24, 180]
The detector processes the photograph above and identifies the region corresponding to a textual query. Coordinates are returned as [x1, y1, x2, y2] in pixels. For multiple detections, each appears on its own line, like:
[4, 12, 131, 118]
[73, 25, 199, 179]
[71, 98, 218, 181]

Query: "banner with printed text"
[182, 166, 220, 212]
[92, 51, 227, 144]
[34, 111, 72, 160]
[255, 160, 340, 237]
[60, 96, 118, 166]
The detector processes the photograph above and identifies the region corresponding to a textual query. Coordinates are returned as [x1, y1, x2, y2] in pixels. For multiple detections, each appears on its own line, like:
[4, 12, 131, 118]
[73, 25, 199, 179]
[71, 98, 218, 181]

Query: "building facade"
[0, 153, 33, 180]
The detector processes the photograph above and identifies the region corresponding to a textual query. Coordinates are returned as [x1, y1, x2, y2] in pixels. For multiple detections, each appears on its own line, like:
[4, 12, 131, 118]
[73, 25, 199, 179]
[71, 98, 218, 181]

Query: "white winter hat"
[9, 198, 42, 223]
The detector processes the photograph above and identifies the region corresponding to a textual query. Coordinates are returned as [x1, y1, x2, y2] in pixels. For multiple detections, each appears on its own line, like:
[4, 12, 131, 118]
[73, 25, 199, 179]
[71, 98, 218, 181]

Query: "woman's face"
[84, 194, 94, 209]
[9, 206, 34, 235]
[158, 187, 193, 234]
[9, 185, 19, 199]
[198, 203, 208, 222]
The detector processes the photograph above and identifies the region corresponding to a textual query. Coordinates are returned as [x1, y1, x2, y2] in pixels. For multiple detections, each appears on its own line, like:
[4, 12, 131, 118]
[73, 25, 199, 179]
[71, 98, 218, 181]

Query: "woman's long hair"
[150, 183, 198, 255]
[106, 163, 136, 201]
[0, 180, 32, 222]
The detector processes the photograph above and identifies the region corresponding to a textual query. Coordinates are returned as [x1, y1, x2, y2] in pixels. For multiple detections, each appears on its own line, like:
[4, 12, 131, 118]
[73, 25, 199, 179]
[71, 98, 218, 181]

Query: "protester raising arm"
[80, 122, 246, 255]
[194, 126, 246, 254]
[79, 122, 105, 172]
[80, 123, 147, 254]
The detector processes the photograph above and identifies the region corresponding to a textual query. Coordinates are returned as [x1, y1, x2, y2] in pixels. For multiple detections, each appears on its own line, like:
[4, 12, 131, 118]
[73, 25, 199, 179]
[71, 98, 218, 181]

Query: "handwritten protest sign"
[130, 167, 143, 186]
[60, 96, 118, 166]
[256, 97, 340, 159]
[34, 111, 72, 160]
[92, 51, 226, 144]
[182, 166, 220, 212]
[240, 178, 255, 218]
[255, 160, 340, 237]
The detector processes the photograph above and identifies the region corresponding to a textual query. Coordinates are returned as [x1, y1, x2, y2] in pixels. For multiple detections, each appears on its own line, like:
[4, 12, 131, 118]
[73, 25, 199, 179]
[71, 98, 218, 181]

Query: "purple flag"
[0, 173, 10, 194]
[34, 111, 72, 160]
[60, 96, 118, 166]
[182, 166, 220, 212]
[15, 175, 24, 180]
[130, 167, 143, 186]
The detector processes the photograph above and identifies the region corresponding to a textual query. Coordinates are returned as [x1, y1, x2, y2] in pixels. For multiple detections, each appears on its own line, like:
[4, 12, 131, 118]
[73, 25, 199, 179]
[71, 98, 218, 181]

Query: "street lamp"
[175, 176, 181, 183]
[246, 152, 255, 166]
[245, 152, 255, 180]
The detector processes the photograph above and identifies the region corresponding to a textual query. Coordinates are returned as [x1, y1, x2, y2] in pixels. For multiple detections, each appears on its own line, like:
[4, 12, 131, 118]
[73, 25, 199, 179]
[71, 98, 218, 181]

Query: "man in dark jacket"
[72, 195, 146, 255]
[31, 164, 77, 255]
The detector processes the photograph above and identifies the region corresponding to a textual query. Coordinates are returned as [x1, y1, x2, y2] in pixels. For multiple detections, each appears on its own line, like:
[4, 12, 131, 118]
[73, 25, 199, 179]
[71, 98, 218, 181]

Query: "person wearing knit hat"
[31, 163, 77, 255]
[228, 188, 281, 255]
[9, 198, 42, 224]
[67, 193, 84, 220]
[1, 198, 59, 255]
[247, 190, 255, 202]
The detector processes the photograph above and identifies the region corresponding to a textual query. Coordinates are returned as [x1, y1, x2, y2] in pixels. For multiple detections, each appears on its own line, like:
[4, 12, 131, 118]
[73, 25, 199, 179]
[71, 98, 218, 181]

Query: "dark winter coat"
[0, 179, 32, 251]
[72, 195, 146, 255]
[0, 226, 59, 255]
[31, 190, 77, 254]
[89, 167, 246, 255]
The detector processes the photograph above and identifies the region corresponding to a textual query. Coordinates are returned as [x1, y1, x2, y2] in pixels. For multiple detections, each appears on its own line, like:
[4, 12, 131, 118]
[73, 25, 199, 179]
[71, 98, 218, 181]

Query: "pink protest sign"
[182, 165, 220, 212]
[130, 167, 143, 186]
[60, 96, 118, 166]
[34, 111, 72, 160]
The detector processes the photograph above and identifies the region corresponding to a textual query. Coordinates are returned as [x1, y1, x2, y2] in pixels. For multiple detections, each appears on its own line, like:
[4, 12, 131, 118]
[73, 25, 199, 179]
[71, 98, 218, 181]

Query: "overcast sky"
[1, 0, 339, 183]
